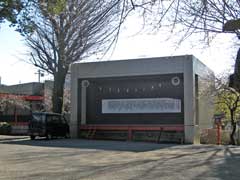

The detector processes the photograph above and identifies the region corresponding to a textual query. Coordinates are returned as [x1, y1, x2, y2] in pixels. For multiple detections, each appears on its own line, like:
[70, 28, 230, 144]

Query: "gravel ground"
[0, 135, 240, 180]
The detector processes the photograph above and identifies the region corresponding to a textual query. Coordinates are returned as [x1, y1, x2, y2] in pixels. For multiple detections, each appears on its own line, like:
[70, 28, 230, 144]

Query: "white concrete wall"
[70, 64, 79, 138]
[183, 56, 196, 143]
[73, 56, 185, 78]
[192, 56, 215, 129]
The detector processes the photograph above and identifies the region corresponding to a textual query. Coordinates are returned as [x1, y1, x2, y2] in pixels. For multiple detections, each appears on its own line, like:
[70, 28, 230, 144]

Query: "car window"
[32, 114, 44, 123]
[61, 117, 68, 124]
[47, 115, 61, 123]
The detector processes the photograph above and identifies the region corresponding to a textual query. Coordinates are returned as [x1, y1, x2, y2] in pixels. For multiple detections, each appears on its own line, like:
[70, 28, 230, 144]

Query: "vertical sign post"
[214, 113, 225, 145]
[216, 119, 221, 145]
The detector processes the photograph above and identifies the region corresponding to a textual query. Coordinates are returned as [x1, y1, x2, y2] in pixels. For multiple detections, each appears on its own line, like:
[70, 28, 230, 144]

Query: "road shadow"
[211, 147, 240, 180]
[2, 136, 240, 179]
[0, 137, 183, 152]
[122, 146, 240, 180]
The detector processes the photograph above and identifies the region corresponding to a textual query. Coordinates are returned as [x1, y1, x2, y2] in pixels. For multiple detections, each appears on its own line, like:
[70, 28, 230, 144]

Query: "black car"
[29, 112, 70, 140]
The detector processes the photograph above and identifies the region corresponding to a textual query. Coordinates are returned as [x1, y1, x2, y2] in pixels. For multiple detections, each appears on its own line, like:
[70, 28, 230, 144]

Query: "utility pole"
[35, 70, 44, 82]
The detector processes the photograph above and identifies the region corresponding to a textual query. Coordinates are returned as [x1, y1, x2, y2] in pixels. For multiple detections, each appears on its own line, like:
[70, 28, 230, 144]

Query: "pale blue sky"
[0, 18, 238, 85]
[0, 23, 39, 84]
[0, 22, 54, 85]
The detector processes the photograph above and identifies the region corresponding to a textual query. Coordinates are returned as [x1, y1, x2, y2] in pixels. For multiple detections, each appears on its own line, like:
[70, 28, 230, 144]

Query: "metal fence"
[200, 128, 234, 145]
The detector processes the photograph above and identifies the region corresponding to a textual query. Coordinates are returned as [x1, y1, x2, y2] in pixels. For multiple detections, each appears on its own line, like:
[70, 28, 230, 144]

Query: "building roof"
[0, 82, 44, 96]
[71, 55, 213, 78]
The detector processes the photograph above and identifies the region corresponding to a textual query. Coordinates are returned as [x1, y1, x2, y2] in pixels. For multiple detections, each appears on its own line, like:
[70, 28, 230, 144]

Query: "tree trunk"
[52, 68, 68, 113]
[230, 109, 236, 145]
[230, 47, 240, 92]
[52, 14, 67, 114]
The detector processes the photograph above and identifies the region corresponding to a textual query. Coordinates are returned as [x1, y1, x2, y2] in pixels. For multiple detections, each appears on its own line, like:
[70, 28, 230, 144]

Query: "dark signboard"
[78, 73, 184, 125]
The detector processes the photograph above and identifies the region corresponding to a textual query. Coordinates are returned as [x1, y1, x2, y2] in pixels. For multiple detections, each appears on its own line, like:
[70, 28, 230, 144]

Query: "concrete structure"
[0, 82, 45, 134]
[0, 82, 45, 114]
[70, 55, 215, 143]
[0, 82, 44, 96]
[0, 80, 71, 135]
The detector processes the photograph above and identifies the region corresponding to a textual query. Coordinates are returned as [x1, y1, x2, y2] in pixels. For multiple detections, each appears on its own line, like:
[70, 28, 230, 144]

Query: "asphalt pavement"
[0, 135, 240, 180]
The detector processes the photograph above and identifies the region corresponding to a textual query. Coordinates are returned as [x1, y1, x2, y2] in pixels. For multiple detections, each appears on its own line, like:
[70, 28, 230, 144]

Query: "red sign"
[0, 93, 43, 101]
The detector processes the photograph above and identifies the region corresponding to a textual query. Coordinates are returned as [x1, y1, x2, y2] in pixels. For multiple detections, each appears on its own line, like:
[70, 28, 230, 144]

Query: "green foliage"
[0, 122, 12, 135]
[45, 0, 66, 15]
[0, 0, 37, 35]
[215, 86, 240, 122]
[223, 19, 240, 32]
[0, 0, 23, 23]
[0, 0, 67, 35]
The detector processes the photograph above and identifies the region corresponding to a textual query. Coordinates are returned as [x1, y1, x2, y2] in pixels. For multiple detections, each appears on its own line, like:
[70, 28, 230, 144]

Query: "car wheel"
[30, 135, 35, 140]
[46, 133, 52, 140]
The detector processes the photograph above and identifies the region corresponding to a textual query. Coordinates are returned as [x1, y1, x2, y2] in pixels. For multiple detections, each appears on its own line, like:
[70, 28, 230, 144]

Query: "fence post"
[217, 123, 221, 145]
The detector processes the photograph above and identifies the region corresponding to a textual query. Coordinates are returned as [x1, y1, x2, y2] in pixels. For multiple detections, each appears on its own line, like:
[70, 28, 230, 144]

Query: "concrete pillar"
[81, 80, 89, 125]
[70, 66, 78, 138]
[183, 57, 199, 143]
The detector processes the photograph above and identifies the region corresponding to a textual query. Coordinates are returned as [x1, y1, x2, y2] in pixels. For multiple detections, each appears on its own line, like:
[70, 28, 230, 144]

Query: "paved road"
[0, 135, 240, 180]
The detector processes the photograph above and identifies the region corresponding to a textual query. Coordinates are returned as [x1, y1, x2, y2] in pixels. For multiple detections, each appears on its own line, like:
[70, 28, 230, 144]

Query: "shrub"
[0, 122, 12, 135]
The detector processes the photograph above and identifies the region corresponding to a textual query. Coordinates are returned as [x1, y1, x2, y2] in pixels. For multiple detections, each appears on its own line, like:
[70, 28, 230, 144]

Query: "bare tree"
[129, 1, 240, 75]
[159, 1, 240, 91]
[129, 1, 240, 36]
[26, 0, 134, 113]
[215, 77, 240, 145]
[161, 0, 240, 145]
[25, 0, 240, 113]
